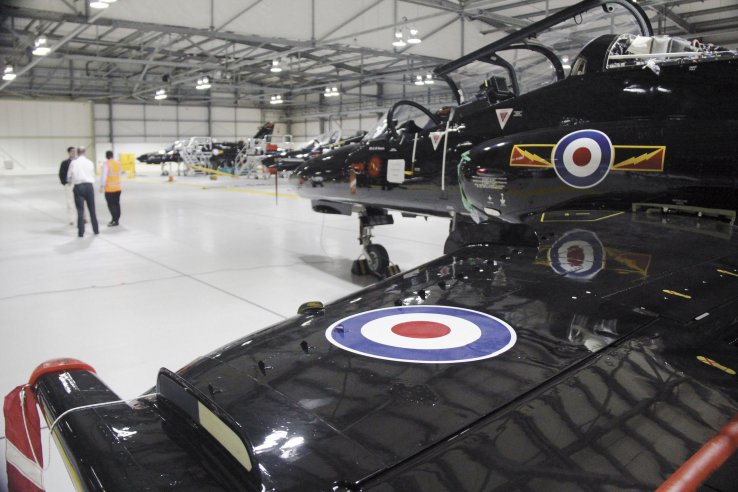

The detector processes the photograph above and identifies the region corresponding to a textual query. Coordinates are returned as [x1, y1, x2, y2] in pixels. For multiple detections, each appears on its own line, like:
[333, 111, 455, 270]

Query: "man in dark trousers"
[100, 150, 122, 226]
[66, 147, 99, 237]
[58, 146, 77, 225]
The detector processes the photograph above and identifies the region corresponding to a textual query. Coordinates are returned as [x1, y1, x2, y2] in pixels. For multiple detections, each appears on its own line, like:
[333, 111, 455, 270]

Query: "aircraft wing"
[16, 210, 738, 491]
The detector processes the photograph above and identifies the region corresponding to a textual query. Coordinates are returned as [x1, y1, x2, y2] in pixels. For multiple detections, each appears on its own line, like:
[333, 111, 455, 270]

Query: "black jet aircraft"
[262, 129, 367, 175]
[9, 206, 738, 492]
[293, 0, 738, 276]
[5, 1, 738, 491]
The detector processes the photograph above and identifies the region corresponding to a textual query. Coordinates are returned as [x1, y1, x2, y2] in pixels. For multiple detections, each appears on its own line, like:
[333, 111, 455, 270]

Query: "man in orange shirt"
[100, 150, 122, 226]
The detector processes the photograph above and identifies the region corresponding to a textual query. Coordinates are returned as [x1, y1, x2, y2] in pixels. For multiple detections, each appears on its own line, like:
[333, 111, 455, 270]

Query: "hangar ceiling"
[1, 0, 736, 121]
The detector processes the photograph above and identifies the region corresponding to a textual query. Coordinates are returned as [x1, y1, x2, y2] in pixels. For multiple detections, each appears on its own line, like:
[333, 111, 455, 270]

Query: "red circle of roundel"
[325, 305, 517, 364]
[368, 155, 382, 178]
[391, 321, 451, 339]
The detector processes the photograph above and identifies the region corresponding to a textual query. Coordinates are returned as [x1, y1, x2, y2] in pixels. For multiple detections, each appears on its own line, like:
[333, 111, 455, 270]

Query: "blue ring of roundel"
[325, 305, 516, 363]
[552, 129, 613, 189]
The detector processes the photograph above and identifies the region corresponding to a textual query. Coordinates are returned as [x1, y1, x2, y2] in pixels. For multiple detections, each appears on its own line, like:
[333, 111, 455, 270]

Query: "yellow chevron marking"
[663, 289, 692, 299]
[611, 147, 665, 171]
[697, 356, 736, 375]
[510, 145, 553, 168]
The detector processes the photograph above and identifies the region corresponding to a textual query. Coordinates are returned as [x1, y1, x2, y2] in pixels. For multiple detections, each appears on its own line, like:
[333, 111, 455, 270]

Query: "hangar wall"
[0, 97, 381, 175]
[93, 103, 289, 163]
[0, 99, 93, 175]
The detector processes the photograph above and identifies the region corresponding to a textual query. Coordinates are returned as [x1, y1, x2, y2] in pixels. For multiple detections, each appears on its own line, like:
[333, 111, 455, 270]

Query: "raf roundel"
[548, 229, 605, 280]
[552, 129, 613, 188]
[325, 305, 517, 363]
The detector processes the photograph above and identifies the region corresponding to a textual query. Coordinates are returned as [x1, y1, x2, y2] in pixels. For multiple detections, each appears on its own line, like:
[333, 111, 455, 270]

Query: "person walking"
[101, 150, 122, 226]
[58, 146, 78, 225]
[66, 146, 99, 237]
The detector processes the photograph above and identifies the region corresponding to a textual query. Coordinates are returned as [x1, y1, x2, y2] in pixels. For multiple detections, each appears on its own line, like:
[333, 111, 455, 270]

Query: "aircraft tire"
[365, 244, 389, 275]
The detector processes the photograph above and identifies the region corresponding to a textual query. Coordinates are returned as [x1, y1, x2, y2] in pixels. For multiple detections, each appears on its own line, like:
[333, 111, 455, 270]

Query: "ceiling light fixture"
[392, 17, 421, 48]
[195, 76, 211, 90]
[323, 86, 339, 97]
[270, 59, 282, 73]
[270, 95, 283, 105]
[3, 65, 16, 81]
[425, 73, 434, 84]
[32, 35, 51, 56]
[407, 27, 422, 44]
[154, 89, 167, 100]
[89, 1, 110, 9]
[414, 75, 425, 86]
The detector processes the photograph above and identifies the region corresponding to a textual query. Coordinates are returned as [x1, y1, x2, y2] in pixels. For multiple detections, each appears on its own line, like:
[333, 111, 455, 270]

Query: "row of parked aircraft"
[135, 123, 367, 177]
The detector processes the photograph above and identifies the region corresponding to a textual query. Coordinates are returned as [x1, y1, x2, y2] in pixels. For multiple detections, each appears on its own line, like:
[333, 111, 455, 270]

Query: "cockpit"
[569, 33, 735, 77]
[478, 76, 515, 105]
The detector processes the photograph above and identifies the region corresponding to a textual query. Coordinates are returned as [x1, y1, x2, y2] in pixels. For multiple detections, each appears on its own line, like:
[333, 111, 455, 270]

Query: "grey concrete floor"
[0, 168, 449, 491]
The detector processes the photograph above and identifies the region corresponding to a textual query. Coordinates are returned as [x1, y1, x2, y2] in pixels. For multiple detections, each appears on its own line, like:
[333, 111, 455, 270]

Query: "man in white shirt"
[66, 146, 99, 237]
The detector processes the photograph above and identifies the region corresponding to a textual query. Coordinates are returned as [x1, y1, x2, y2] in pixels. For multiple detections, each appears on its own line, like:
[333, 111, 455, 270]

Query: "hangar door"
[0, 99, 93, 175]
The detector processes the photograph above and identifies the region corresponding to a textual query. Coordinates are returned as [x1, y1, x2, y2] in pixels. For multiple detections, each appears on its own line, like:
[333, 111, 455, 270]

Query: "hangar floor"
[0, 168, 448, 491]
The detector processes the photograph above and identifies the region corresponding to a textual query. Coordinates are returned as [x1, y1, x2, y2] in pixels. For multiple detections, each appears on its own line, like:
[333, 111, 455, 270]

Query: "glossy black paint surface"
[291, 2, 737, 225]
[460, 58, 738, 222]
[37, 211, 738, 490]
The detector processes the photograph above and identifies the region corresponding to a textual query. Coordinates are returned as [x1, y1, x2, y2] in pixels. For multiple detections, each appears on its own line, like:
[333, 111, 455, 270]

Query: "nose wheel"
[365, 244, 390, 274]
[351, 210, 401, 278]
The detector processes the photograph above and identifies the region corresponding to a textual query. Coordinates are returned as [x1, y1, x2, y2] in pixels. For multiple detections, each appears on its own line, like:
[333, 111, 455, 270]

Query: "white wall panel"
[178, 106, 208, 120]
[94, 103, 109, 119]
[112, 120, 144, 138]
[95, 121, 110, 139]
[0, 99, 92, 175]
[112, 104, 144, 119]
[145, 105, 177, 120]
[144, 121, 178, 139]
[341, 118, 363, 134]
[211, 107, 235, 121]
[211, 122, 236, 140]
[178, 121, 209, 136]
[238, 121, 266, 139]
[236, 108, 261, 121]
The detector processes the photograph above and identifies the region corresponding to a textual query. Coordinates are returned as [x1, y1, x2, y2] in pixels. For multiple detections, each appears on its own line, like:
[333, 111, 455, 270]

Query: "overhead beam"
[316, 0, 385, 42]
[0, 6, 109, 91]
[2, 6, 445, 66]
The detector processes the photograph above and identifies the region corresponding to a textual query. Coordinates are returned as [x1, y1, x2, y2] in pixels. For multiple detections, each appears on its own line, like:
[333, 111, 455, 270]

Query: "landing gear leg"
[351, 210, 400, 278]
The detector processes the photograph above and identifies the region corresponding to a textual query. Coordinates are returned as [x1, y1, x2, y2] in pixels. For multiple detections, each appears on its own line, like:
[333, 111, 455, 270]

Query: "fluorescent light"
[392, 30, 406, 47]
[3, 65, 16, 81]
[270, 59, 282, 73]
[32, 36, 51, 56]
[414, 75, 424, 86]
[270, 95, 283, 105]
[154, 89, 167, 100]
[425, 73, 434, 84]
[324, 86, 339, 97]
[196, 76, 211, 90]
[89, 1, 109, 8]
[407, 28, 421, 44]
